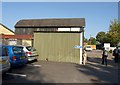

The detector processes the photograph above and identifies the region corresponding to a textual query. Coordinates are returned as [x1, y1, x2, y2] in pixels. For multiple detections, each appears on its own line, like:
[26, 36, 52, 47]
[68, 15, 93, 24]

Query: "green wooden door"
[34, 32, 80, 64]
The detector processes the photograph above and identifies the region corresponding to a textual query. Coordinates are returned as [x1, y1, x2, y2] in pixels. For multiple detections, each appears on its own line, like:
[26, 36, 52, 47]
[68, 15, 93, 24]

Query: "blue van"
[5, 45, 28, 67]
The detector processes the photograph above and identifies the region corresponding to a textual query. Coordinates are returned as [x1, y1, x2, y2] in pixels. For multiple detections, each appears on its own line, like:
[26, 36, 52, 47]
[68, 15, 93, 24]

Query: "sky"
[1, 2, 118, 39]
[1, 0, 120, 2]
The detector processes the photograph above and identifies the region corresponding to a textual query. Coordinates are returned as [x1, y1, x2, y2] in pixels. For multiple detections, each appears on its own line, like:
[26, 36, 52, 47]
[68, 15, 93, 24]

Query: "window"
[71, 28, 80, 31]
[12, 46, 24, 54]
[58, 28, 70, 31]
[86, 46, 91, 48]
[23, 28, 26, 33]
[26, 46, 36, 51]
[36, 28, 40, 31]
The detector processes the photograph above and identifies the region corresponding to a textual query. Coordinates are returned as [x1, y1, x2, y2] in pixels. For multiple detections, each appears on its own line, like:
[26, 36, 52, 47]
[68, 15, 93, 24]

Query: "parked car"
[4, 45, 28, 67]
[85, 46, 92, 51]
[118, 46, 120, 50]
[17, 45, 38, 62]
[0, 45, 10, 74]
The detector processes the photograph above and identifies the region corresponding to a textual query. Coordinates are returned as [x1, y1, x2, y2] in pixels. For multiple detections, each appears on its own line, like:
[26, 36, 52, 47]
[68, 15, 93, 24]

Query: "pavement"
[2, 50, 120, 84]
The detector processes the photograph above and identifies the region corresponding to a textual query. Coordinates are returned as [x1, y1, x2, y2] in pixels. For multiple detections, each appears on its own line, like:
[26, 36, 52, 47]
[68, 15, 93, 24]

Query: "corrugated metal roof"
[15, 18, 85, 28]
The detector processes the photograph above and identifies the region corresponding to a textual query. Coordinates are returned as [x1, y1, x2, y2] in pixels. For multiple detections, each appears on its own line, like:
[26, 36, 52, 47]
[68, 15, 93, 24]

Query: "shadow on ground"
[2, 62, 55, 85]
[76, 56, 119, 84]
[2, 57, 120, 84]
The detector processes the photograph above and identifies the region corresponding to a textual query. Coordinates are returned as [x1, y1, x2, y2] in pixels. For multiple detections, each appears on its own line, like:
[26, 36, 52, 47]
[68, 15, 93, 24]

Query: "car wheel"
[8, 68, 12, 73]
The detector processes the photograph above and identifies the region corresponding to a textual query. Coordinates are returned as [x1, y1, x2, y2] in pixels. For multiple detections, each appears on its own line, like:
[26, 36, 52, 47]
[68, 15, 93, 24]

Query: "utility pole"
[90, 34, 92, 45]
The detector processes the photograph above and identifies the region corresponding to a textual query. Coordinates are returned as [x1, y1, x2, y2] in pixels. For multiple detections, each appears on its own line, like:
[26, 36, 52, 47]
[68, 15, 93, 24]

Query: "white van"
[85, 46, 92, 51]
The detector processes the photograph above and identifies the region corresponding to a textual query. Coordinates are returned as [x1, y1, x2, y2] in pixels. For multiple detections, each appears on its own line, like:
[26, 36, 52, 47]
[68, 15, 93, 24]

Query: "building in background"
[15, 18, 85, 35]
[0, 23, 15, 45]
[1, 34, 33, 46]
[15, 18, 85, 64]
[0, 23, 15, 35]
[104, 43, 110, 51]
[0, 23, 33, 46]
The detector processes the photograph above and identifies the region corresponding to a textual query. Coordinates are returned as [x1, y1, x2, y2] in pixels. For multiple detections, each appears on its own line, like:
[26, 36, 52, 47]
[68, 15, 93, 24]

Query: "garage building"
[15, 18, 85, 64]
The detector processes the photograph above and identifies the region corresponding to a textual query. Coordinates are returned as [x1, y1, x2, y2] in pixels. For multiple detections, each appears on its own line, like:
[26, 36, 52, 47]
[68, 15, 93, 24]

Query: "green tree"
[84, 37, 88, 43]
[91, 38, 97, 45]
[107, 19, 120, 46]
[88, 37, 97, 45]
[96, 31, 107, 44]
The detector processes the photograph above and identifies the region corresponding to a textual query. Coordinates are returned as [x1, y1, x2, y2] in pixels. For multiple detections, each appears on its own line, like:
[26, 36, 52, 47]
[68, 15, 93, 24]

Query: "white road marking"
[27, 64, 41, 67]
[33, 65, 41, 67]
[6, 73, 27, 77]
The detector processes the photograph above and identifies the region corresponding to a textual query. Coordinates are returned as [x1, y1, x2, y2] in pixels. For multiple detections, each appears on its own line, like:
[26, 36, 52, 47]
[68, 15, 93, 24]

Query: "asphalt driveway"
[2, 59, 119, 84]
[2, 50, 119, 84]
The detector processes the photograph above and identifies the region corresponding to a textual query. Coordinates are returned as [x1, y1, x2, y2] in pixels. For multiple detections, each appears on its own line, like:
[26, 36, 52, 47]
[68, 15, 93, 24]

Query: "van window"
[12, 46, 24, 54]
[86, 46, 91, 48]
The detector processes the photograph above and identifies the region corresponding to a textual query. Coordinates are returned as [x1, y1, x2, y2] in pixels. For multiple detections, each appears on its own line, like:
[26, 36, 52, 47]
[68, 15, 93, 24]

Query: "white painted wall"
[104, 43, 110, 51]
[22, 39, 32, 46]
[80, 32, 83, 64]
[58, 28, 70, 31]
[0, 24, 14, 35]
[71, 28, 80, 31]
[58, 28, 80, 31]
[9, 40, 17, 45]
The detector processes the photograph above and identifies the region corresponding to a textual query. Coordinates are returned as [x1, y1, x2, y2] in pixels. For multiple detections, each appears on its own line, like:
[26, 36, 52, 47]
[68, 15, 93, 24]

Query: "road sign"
[74, 45, 82, 49]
